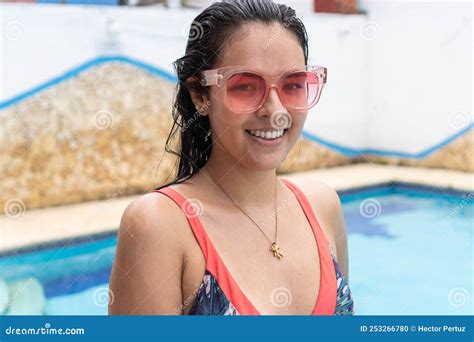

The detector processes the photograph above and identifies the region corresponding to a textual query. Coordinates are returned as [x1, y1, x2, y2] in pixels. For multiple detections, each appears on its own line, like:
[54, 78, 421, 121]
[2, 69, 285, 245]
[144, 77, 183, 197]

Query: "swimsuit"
[154, 178, 354, 315]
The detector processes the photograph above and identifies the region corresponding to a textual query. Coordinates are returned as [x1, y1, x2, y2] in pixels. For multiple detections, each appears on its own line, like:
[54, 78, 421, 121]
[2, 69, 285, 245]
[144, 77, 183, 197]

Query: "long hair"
[156, 0, 309, 190]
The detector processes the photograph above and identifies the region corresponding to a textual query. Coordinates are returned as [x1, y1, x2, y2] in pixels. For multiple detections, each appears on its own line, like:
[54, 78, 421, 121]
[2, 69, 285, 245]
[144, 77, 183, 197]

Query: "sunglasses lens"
[226, 72, 265, 113]
[280, 71, 319, 110]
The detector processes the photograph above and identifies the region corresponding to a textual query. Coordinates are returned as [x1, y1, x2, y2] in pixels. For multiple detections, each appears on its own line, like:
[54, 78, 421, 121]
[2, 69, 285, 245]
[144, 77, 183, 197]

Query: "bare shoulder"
[284, 178, 347, 256]
[311, 181, 344, 229]
[119, 191, 191, 242]
[285, 177, 343, 223]
[108, 190, 192, 315]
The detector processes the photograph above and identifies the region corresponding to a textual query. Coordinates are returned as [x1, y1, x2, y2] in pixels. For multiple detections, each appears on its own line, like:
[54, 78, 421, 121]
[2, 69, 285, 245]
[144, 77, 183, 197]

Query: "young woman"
[109, 0, 354, 316]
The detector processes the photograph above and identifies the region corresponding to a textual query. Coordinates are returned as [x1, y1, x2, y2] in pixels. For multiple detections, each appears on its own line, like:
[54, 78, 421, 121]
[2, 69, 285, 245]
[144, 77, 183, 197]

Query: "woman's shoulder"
[110, 189, 192, 314]
[282, 177, 346, 254]
[118, 186, 194, 252]
[282, 177, 342, 218]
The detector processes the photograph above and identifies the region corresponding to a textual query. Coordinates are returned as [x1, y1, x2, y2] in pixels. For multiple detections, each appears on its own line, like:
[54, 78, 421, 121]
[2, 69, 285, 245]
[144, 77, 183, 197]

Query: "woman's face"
[207, 22, 307, 171]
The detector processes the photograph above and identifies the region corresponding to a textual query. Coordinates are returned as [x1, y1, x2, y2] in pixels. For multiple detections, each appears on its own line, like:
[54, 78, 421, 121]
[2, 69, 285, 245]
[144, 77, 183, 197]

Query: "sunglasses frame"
[199, 65, 327, 114]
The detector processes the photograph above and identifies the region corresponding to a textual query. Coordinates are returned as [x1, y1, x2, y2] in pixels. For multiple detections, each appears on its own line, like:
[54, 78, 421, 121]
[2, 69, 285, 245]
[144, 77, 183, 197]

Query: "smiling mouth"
[244, 128, 289, 140]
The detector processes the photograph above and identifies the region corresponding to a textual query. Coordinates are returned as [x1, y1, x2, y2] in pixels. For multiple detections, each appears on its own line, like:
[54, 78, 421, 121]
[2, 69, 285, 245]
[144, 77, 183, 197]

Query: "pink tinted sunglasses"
[199, 65, 327, 114]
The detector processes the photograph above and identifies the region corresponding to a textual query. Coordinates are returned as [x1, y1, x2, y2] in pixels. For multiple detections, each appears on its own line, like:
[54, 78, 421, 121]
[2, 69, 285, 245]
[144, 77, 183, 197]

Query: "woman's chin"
[243, 153, 287, 172]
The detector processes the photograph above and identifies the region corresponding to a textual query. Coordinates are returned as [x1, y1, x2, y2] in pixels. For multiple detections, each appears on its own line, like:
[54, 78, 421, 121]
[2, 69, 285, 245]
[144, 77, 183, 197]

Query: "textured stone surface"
[0, 62, 471, 214]
[355, 130, 474, 173]
[0, 63, 178, 214]
[278, 138, 352, 173]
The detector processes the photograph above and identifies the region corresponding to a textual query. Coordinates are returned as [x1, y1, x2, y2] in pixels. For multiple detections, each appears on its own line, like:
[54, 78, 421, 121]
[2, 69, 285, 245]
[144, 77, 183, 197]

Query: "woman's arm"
[108, 193, 186, 315]
[330, 191, 349, 284]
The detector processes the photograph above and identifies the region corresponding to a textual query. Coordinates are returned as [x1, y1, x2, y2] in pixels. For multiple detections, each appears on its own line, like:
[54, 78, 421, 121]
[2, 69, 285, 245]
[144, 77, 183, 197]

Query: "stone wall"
[354, 130, 473, 173]
[1, 63, 178, 214]
[0, 62, 471, 214]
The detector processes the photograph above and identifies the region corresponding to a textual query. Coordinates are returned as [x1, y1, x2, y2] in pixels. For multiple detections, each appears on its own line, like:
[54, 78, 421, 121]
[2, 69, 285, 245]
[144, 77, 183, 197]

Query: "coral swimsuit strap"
[154, 178, 337, 315]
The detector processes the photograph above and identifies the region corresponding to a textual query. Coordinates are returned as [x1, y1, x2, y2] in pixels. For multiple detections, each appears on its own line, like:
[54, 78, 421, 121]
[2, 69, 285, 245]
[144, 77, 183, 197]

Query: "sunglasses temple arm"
[200, 69, 222, 87]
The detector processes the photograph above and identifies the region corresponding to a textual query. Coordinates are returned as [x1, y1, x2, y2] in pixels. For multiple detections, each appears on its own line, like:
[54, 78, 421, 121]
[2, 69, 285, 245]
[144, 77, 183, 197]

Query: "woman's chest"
[181, 206, 325, 315]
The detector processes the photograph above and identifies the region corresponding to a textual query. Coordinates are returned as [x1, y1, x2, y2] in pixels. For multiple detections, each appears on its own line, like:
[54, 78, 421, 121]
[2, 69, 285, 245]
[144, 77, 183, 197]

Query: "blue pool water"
[0, 183, 472, 315]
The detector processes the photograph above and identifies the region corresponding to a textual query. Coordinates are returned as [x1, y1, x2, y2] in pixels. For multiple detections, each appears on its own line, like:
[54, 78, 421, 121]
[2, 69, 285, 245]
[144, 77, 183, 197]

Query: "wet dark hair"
[156, 0, 309, 190]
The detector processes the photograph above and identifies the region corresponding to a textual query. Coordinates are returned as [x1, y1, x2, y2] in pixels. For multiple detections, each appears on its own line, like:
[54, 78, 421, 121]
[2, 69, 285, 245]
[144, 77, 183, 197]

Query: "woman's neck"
[198, 155, 278, 210]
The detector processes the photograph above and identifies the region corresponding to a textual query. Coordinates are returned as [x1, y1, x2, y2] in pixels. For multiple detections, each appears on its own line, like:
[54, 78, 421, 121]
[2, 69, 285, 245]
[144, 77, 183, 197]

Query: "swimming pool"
[0, 183, 472, 315]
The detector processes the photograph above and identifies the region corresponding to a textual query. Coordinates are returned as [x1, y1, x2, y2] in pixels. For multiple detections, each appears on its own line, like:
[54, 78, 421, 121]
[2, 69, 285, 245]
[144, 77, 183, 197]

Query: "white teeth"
[248, 129, 284, 140]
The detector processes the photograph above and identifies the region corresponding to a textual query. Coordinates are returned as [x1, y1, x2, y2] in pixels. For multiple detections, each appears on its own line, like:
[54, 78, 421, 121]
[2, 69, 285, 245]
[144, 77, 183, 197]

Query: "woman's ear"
[187, 76, 211, 116]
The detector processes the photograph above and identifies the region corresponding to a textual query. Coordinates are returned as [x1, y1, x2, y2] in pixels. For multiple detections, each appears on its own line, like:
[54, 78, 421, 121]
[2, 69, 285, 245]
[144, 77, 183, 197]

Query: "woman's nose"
[255, 86, 286, 117]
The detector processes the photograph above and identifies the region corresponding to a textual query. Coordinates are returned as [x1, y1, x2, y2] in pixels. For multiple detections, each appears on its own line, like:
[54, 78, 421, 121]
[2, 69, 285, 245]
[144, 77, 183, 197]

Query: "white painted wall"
[359, 0, 473, 154]
[0, 1, 472, 156]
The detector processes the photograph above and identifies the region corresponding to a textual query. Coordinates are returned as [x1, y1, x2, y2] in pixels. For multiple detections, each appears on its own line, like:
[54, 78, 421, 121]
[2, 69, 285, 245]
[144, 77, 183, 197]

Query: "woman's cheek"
[288, 114, 306, 145]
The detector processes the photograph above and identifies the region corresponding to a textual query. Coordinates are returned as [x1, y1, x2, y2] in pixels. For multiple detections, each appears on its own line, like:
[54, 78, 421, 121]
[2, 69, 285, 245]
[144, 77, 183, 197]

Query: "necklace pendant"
[270, 242, 284, 259]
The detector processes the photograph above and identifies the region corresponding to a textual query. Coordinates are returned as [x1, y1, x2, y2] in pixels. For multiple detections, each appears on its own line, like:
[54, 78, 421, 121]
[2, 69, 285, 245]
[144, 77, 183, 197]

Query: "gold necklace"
[208, 173, 284, 260]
